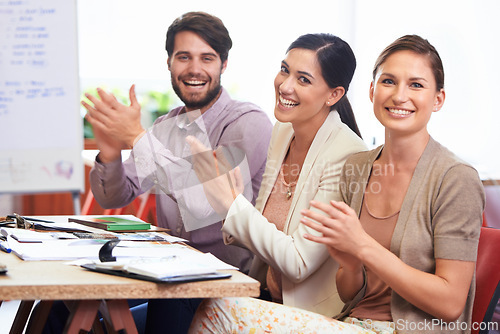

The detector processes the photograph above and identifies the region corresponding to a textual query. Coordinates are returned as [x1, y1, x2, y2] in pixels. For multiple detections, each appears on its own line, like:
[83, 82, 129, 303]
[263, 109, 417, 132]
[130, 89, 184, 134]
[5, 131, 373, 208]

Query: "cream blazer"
[223, 111, 367, 317]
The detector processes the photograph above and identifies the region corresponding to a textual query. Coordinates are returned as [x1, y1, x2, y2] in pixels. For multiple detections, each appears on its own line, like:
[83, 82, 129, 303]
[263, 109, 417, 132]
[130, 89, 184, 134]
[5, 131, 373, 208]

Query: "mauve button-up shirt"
[89, 88, 272, 272]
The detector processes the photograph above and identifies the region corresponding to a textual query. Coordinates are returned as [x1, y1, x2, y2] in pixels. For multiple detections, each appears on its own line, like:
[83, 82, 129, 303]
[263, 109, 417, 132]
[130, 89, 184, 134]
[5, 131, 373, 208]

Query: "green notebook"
[69, 216, 151, 231]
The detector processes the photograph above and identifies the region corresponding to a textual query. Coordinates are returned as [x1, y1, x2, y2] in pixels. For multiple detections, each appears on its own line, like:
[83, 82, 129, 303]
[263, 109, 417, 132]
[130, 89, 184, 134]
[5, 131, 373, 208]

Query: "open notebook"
[81, 257, 232, 283]
[80, 243, 237, 283]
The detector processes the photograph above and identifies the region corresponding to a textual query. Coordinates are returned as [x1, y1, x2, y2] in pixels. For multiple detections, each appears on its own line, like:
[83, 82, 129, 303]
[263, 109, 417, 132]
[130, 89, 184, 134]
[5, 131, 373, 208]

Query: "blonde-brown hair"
[373, 35, 444, 91]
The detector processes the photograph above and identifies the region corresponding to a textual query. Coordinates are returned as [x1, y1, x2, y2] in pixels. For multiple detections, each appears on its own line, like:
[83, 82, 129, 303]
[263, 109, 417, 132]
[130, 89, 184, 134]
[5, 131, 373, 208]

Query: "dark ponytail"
[336, 96, 362, 138]
[288, 33, 362, 139]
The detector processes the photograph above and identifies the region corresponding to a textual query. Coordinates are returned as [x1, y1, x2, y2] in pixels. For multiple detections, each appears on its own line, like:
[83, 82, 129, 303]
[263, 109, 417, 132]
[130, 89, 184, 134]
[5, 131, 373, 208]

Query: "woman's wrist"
[221, 193, 239, 218]
[96, 150, 121, 164]
[339, 261, 363, 275]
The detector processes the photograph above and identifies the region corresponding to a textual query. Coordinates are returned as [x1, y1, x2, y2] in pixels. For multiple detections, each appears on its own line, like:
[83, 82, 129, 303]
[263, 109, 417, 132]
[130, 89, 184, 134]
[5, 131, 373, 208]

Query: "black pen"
[7, 215, 55, 224]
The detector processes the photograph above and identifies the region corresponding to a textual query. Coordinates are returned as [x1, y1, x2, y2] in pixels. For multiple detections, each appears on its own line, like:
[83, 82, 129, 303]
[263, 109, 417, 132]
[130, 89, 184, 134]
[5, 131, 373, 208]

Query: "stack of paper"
[1, 228, 77, 242]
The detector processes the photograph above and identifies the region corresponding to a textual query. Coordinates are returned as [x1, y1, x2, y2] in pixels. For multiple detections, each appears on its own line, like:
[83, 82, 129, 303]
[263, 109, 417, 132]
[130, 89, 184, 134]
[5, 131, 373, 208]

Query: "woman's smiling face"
[370, 50, 445, 138]
[274, 48, 335, 127]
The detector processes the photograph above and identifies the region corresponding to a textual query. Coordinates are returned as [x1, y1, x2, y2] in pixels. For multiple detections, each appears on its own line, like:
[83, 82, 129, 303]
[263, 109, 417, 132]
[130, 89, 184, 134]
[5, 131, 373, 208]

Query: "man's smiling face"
[168, 30, 227, 113]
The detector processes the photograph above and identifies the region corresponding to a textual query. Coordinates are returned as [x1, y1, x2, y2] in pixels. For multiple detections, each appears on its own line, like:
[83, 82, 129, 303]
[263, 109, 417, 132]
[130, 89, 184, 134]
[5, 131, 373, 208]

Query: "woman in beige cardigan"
[300, 35, 485, 333]
[186, 33, 366, 330]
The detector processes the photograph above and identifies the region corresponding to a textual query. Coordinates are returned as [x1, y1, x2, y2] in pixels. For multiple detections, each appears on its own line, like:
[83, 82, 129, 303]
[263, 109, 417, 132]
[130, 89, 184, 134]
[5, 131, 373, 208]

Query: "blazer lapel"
[285, 112, 341, 230]
[256, 122, 294, 213]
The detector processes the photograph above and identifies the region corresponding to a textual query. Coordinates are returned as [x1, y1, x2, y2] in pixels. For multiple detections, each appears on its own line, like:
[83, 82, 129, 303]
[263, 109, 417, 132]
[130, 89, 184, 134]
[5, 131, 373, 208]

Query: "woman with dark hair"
[186, 33, 367, 333]
[285, 33, 362, 138]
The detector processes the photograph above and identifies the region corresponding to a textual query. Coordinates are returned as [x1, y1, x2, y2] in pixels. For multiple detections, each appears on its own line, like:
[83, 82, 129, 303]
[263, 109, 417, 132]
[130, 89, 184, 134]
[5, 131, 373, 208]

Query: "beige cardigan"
[222, 112, 367, 317]
[340, 137, 485, 333]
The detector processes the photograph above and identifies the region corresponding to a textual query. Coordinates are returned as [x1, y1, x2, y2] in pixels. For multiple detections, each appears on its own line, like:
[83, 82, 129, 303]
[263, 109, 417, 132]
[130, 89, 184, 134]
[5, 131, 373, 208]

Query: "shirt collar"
[174, 109, 202, 130]
[174, 87, 229, 131]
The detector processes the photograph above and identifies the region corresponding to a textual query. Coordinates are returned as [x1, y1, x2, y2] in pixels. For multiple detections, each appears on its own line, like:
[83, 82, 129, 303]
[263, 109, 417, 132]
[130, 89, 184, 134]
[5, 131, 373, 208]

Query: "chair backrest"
[483, 184, 500, 229]
[472, 227, 500, 334]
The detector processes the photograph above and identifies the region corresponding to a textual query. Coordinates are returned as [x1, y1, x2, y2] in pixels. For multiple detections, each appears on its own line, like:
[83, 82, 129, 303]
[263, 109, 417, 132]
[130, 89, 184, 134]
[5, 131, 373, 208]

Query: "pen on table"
[7, 215, 55, 224]
[0, 240, 11, 253]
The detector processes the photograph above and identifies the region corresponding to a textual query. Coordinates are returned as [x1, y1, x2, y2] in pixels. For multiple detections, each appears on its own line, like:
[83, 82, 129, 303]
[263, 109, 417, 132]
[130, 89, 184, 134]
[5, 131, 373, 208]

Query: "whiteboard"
[0, 0, 83, 194]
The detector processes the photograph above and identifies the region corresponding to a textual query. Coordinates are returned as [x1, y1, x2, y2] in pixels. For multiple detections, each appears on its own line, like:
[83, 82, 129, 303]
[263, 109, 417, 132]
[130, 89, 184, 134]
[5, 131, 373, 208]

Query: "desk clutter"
[0, 215, 236, 282]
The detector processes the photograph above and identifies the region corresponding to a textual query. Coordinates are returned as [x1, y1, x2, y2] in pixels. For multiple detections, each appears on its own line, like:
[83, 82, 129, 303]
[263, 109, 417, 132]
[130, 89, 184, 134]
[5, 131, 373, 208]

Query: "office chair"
[472, 227, 500, 334]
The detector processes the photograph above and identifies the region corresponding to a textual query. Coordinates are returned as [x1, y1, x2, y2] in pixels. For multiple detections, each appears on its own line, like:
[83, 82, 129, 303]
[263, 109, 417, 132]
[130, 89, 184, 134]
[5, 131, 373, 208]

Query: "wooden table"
[0, 252, 260, 333]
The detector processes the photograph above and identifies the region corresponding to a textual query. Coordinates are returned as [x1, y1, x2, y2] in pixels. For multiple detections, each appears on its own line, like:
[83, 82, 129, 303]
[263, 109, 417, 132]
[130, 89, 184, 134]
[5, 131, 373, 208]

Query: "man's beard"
[172, 76, 222, 110]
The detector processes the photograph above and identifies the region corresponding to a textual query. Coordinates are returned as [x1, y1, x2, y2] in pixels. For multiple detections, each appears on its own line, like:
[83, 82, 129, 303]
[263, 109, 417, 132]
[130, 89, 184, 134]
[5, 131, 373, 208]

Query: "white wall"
[77, 0, 500, 179]
[349, 0, 500, 180]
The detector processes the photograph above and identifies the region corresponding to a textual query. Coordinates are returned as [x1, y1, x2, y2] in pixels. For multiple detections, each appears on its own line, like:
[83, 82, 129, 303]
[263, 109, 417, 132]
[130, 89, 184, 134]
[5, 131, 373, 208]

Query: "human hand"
[82, 85, 145, 161]
[300, 200, 372, 265]
[186, 135, 243, 217]
[91, 124, 122, 163]
[326, 246, 363, 273]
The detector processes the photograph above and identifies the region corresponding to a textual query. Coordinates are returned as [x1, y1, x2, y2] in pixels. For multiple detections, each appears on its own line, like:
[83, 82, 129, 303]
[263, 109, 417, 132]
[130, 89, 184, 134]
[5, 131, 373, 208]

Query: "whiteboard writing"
[0, 0, 83, 193]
